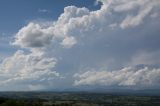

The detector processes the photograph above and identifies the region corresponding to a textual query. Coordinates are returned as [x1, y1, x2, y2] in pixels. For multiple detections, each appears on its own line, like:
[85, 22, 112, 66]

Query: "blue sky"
[0, 0, 99, 32]
[0, 0, 100, 61]
[0, 0, 160, 91]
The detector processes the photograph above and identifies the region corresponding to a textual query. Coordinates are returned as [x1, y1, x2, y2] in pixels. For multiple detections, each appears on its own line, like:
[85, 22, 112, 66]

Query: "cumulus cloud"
[61, 36, 77, 48]
[0, 50, 59, 90]
[120, 4, 153, 28]
[74, 66, 160, 87]
[99, 0, 160, 29]
[12, 0, 160, 50]
[0, 0, 160, 90]
[12, 23, 53, 49]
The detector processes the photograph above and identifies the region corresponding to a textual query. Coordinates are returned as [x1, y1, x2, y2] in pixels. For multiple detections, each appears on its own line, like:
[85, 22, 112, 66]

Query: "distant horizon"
[0, 89, 160, 97]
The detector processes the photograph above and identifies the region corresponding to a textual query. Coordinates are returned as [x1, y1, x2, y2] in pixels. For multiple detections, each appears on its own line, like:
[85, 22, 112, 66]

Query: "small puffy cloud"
[74, 66, 160, 87]
[12, 23, 53, 49]
[60, 6, 90, 21]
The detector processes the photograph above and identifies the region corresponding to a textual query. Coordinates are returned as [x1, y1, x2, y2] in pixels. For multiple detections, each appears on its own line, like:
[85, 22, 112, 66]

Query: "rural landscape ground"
[0, 92, 160, 106]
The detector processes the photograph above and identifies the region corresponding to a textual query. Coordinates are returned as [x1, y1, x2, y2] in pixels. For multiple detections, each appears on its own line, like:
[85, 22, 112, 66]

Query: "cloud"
[12, 23, 53, 49]
[74, 66, 160, 87]
[0, 0, 160, 90]
[120, 4, 153, 28]
[99, 0, 160, 29]
[12, 0, 160, 50]
[0, 50, 59, 90]
[38, 9, 50, 13]
[113, 0, 147, 12]
[61, 36, 77, 48]
[130, 50, 160, 66]
[13, 7, 86, 49]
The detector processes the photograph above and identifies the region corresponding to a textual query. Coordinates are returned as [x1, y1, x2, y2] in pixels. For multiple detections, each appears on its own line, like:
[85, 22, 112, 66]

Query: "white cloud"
[38, 9, 50, 13]
[13, 0, 160, 50]
[98, 0, 160, 29]
[0, 0, 160, 90]
[74, 66, 160, 87]
[0, 50, 59, 90]
[12, 3, 106, 50]
[120, 5, 153, 28]
[12, 23, 53, 49]
[61, 36, 77, 48]
[113, 0, 145, 12]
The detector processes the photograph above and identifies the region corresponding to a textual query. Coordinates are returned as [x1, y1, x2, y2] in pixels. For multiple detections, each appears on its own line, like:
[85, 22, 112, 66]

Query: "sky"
[0, 0, 160, 91]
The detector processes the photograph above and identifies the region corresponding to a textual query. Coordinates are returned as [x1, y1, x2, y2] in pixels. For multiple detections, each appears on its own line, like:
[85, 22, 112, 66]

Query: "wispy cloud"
[38, 9, 50, 13]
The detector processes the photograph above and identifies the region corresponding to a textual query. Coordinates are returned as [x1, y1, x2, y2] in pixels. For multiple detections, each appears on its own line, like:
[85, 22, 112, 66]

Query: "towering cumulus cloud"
[0, 0, 160, 90]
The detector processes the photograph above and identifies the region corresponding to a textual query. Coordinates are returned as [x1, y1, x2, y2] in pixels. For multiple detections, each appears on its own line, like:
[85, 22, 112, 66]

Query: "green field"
[0, 92, 160, 106]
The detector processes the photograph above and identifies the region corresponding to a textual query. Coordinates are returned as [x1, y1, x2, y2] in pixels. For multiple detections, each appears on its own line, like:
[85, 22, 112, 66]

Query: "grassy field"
[0, 92, 159, 106]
